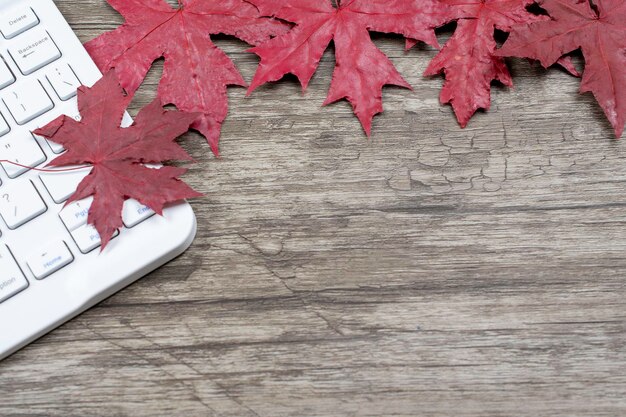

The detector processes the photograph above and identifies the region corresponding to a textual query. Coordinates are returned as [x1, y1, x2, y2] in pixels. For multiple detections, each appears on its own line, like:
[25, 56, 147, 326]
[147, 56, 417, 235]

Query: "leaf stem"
[0, 160, 90, 173]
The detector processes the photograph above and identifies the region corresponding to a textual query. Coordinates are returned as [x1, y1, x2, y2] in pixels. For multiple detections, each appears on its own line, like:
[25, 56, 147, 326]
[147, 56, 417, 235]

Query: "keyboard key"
[0, 114, 9, 137]
[0, 179, 47, 229]
[3, 80, 54, 125]
[0, 245, 28, 304]
[70, 223, 119, 254]
[0, 58, 15, 90]
[46, 138, 64, 154]
[27, 241, 74, 280]
[47, 64, 81, 101]
[59, 197, 92, 231]
[40, 167, 91, 204]
[8, 29, 61, 75]
[0, 133, 46, 178]
[0, 6, 39, 40]
[122, 199, 155, 228]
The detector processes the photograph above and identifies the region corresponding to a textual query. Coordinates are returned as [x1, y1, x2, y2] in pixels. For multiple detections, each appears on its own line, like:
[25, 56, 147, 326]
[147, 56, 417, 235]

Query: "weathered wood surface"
[1, 1, 625, 416]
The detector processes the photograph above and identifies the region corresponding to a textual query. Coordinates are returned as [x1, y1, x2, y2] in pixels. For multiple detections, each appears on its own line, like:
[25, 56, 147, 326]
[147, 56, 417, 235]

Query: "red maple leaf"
[246, 0, 456, 135]
[414, 0, 548, 128]
[84, 0, 288, 155]
[497, 0, 626, 138]
[34, 71, 202, 249]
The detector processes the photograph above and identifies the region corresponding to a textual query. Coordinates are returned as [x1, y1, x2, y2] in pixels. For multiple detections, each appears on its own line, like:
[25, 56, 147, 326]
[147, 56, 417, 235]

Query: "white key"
[0, 6, 39, 39]
[46, 139, 64, 154]
[3, 80, 54, 125]
[0, 180, 47, 229]
[0, 133, 46, 178]
[8, 29, 60, 75]
[0, 245, 28, 304]
[0, 59, 15, 90]
[71, 223, 119, 254]
[40, 167, 91, 204]
[27, 241, 74, 280]
[35, 102, 80, 128]
[122, 199, 155, 228]
[0, 114, 9, 137]
[47, 64, 81, 101]
[59, 197, 92, 231]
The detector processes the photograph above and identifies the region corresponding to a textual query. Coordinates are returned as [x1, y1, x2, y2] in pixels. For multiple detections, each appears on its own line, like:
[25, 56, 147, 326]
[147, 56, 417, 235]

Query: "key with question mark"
[1, 192, 16, 221]
[0, 180, 47, 229]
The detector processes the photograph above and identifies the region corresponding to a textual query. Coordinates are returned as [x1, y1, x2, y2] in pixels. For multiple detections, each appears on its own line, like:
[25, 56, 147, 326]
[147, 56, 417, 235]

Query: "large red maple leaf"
[245, 0, 456, 135]
[497, 0, 626, 138]
[34, 71, 202, 249]
[84, 0, 288, 155]
[414, 0, 548, 128]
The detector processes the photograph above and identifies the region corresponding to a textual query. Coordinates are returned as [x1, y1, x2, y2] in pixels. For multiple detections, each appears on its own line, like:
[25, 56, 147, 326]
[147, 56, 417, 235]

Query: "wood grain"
[1, 1, 625, 416]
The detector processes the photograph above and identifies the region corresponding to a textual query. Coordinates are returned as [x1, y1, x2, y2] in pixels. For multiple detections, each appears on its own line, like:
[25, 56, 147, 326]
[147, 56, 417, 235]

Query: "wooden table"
[2, 1, 625, 416]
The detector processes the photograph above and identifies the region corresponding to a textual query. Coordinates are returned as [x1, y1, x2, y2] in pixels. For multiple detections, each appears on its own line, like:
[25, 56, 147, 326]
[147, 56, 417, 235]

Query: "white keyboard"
[0, 0, 197, 360]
